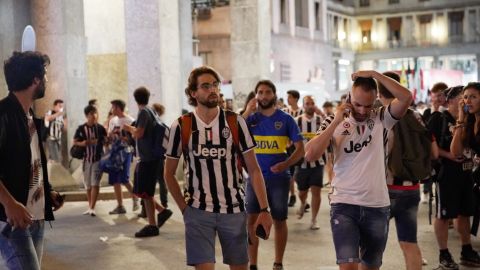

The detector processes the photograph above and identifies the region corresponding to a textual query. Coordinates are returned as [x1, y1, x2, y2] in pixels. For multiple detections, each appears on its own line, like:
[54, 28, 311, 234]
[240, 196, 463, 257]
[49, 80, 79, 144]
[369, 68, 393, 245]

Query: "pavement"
[13, 188, 477, 270]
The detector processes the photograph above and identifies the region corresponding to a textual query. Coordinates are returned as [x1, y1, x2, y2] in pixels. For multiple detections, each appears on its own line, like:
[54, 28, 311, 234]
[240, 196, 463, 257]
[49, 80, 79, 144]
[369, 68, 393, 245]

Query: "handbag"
[70, 145, 85, 159]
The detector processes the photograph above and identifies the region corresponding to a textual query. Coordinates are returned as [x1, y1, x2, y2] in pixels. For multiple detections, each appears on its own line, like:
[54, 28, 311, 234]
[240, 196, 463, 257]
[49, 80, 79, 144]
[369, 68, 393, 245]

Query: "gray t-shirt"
[136, 107, 155, 162]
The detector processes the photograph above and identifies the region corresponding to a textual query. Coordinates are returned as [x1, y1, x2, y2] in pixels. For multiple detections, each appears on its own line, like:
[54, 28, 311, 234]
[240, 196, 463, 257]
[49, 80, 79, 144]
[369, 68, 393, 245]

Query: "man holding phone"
[243, 80, 304, 270]
[0, 51, 64, 270]
[305, 71, 412, 270]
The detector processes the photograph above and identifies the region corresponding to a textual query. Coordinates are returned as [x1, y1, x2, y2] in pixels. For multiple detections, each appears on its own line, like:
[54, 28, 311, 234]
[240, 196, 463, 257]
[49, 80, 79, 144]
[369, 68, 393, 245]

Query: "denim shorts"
[108, 152, 132, 185]
[0, 220, 44, 270]
[183, 206, 248, 266]
[294, 166, 324, 191]
[245, 175, 290, 220]
[389, 189, 420, 243]
[330, 203, 390, 268]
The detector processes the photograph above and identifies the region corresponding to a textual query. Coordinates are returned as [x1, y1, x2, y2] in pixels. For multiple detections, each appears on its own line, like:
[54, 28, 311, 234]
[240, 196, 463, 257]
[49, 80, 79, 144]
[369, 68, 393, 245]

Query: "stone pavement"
[28, 190, 479, 270]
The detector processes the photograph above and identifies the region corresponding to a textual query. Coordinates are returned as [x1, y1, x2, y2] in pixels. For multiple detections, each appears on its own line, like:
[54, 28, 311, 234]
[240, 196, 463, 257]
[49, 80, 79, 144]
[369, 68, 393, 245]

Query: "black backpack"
[388, 109, 432, 182]
[145, 107, 169, 159]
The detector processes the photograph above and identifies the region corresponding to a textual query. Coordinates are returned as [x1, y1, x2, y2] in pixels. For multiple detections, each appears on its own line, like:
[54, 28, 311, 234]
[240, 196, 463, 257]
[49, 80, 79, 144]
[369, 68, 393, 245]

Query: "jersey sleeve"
[286, 114, 303, 143]
[380, 105, 399, 130]
[237, 115, 256, 153]
[74, 125, 85, 141]
[165, 119, 182, 159]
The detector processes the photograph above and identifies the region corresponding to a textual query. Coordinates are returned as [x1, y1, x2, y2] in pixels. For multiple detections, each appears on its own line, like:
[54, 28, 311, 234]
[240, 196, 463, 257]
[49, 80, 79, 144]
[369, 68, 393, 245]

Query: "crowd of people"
[2, 50, 480, 270]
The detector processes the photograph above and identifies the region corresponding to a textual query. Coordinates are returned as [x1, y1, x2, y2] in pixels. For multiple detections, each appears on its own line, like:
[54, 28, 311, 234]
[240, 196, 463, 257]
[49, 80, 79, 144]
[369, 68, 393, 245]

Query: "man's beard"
[198, 94, 219, 108]
[33, 81, 46, 100]
[305, 108, 315, 116]
[258, 98, 276, 109]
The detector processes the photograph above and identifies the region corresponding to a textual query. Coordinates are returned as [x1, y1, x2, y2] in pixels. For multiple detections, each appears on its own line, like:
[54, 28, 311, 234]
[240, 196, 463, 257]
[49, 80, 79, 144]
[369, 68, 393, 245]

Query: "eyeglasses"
[198, 81, 220, 91]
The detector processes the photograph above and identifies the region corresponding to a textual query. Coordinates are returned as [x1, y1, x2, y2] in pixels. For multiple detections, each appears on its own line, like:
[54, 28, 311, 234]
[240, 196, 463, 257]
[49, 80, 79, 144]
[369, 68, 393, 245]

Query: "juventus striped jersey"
[45, 110, 64, 140]
[283, 107, 303, 118]
[317, 106, 397, 207]
[74, 123, 107, 163]
[165, 108, 256, 213]
[295, 114, 325, 169]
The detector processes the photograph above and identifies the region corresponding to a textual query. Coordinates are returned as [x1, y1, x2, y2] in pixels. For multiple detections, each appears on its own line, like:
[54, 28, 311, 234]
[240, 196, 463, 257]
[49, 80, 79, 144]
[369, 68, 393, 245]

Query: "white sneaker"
[83, 209, 91, 215]
[310, 220, 320, 230]
[90, 209, 96, 217]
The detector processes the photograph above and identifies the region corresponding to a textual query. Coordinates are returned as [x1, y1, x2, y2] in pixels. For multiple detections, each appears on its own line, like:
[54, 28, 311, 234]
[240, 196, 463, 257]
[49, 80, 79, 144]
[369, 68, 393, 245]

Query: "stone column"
[477, 54, 480, 81]
[320, 0, 328, 42]
[272, 0, 280, 34]
[308, 0, 315, 39]
[289, 0, 295, 36]
[31, 0, 89, 166]
[0, 0, 31, 98]
[178, 0, 194, 113]
[230, 0, 271, 110]
[124, 0, 184, 124]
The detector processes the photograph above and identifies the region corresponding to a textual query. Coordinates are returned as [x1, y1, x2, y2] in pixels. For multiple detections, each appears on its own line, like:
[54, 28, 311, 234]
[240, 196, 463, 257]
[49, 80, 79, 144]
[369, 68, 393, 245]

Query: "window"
[295, 0, 308, 28]
[315, 2, 321, 30]
[360, 0, 370, 7]
[280, 0, 289, 24]
[199, 51, 212, 66]
[449, 11, 464, 42]
[389, 0, 399, 4]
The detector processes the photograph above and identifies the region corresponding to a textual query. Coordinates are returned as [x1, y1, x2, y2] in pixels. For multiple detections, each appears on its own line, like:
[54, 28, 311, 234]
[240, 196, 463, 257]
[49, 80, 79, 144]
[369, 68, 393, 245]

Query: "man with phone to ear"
[306, 71, 412, 270]
[0, 51, 64, 270]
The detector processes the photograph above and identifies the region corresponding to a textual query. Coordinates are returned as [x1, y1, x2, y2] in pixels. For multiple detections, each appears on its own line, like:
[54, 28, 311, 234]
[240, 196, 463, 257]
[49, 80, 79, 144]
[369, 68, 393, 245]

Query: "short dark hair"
[445, 85, 464, 101]
[4, 51, 50, 92]
[133, 86, 150, 105]
[463, 82, 480, 93]
[152, 103, 165, 117]
[352, 77, 377, 93]
[84, 105, 97, 116]
[322, 101, 333, 108]
[185, 66, 221, 107]
[378, 71, 400, 99]
[53, 99, 64, 106]
[254, 80, 276, 94]
[287, 90, 300, 100]
[110, 99, 126, 112]
[431, 82, 448, 94]
[88, 99, 97, 106]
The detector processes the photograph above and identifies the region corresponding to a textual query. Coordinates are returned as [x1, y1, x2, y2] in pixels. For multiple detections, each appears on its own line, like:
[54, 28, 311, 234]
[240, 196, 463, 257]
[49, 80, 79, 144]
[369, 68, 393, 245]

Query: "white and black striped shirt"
[296, 114, 325, 169]
[283, 107, 303, 118]
[74, 124, 107, 163]
[45, 110, 64, 140]
[166, 108, 256, 213]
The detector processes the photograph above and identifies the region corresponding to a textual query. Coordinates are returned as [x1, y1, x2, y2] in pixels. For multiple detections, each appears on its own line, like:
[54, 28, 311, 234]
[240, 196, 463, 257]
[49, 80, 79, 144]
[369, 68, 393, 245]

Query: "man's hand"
[50, 191, 64, 211]
[444, 151, 465, 163]
[270, 161, 289, 174]
[333, 102, 352, 124]
[4, 199, 32, 229]
[254, 211, 273, 240]
[351, 70, 378, 80]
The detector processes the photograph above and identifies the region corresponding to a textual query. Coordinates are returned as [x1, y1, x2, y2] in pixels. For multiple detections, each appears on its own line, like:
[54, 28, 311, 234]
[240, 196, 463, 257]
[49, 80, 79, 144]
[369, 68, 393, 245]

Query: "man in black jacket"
[0, 51, 63, 269]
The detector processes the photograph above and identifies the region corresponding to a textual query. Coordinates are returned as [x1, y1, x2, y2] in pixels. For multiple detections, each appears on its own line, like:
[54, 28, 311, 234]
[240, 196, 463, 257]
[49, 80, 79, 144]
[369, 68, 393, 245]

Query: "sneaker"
[296, 204, 306, 219]
[273, 262, 284, 270]
[132, 197, 139, 212]
[422, 257, 428, 265]
[460, 249, 480, 267]
[157, 209, 173, 228]
[304, 203, 310, 212]
[310, 220, 320, 230]
[83, 209, 91, 215]
[109, 205, 127, 215]
[288, 195, 296, 207]
[90, 209, 96, 217]
[134, 225, 159, 238]
[439, 253, 459, 269]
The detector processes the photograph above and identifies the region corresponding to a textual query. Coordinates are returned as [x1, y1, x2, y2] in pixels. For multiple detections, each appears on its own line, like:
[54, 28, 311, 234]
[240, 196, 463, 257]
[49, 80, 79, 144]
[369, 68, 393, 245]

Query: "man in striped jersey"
[305, 71, 412, 270]
[244, 80, 305, 270]
[165, 66, 272, 270]
[294, 96, 325, 230]
[44, 99, 67, 163]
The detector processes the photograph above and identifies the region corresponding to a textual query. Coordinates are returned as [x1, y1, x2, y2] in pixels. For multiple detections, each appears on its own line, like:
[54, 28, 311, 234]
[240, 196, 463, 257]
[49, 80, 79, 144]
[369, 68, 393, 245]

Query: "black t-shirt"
[74, 123, 107, 162]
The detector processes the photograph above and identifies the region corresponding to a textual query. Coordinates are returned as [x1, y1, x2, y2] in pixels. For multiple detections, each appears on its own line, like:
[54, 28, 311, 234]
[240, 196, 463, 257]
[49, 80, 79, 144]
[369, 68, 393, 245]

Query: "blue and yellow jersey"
[246, 110, 303, 177]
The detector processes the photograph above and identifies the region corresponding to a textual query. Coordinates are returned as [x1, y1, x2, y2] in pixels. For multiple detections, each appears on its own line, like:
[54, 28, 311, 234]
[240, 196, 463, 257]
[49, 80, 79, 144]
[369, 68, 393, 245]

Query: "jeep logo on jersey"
[256, 140, 279, 150]
[275, 122, 283, 130]
[344, 135, 372, 153]
[367, 119, 375, 130]
[192, 144, 227, 159]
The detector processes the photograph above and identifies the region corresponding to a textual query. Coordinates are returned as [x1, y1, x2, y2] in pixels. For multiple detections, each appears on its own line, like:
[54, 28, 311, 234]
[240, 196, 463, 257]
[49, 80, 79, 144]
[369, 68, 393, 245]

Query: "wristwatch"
[260, 207, 270, 213]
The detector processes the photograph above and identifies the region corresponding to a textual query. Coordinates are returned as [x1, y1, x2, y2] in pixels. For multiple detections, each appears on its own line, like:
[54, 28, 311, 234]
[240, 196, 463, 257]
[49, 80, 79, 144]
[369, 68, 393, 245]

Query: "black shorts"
[435, 167, 475, 219]
[294, 166, 324, 191]
[133, 160, 160, 198]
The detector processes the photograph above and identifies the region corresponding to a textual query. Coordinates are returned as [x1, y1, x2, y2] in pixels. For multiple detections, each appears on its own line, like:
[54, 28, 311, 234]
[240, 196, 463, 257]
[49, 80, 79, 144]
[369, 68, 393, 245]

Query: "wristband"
[259, 207, 270, 213]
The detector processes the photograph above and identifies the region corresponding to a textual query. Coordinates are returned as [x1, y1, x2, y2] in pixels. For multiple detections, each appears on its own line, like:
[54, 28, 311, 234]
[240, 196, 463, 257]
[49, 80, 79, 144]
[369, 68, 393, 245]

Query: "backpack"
[180, 110, 247, 173]
[388, 109, 432, 182]
[145, 107, 169, 159]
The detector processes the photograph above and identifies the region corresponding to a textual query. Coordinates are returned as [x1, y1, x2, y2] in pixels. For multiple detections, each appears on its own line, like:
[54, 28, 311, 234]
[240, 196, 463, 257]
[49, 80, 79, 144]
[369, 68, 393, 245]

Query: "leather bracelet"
[259, 207, 270, 213]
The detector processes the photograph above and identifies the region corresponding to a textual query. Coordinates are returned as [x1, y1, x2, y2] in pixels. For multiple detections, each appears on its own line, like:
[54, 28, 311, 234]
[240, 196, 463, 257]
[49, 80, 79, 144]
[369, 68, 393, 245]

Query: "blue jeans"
[389, 189, 420, 243]
[0, 220, 45, 270]
[330, 203, 390, 268]
[246, 175, 290, 220]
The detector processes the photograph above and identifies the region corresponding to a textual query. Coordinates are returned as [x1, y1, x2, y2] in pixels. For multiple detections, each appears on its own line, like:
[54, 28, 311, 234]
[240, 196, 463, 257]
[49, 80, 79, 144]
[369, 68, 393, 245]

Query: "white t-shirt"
[108, 115, 134, 133]
[27, 114, 45, 220]
[319, 106, 397, 207]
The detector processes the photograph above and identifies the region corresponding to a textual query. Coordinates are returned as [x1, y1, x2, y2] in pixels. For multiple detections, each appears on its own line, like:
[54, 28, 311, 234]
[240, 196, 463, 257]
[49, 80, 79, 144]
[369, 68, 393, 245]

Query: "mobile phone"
[255, 224, 267, 240]
[0, 221, 12, 237]
[464, 105, 470, 113]
[346, 93, 351, 104]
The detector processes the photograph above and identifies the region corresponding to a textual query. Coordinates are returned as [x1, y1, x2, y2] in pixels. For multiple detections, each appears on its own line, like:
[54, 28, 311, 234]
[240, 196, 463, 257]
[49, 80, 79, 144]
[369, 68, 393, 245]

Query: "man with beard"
[294, 96, 325, 230]
[0, 51, 64, 269]
[165, 66, 272, 269]
[243, 80, 304, 270]
[305, 71, 412, 270]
